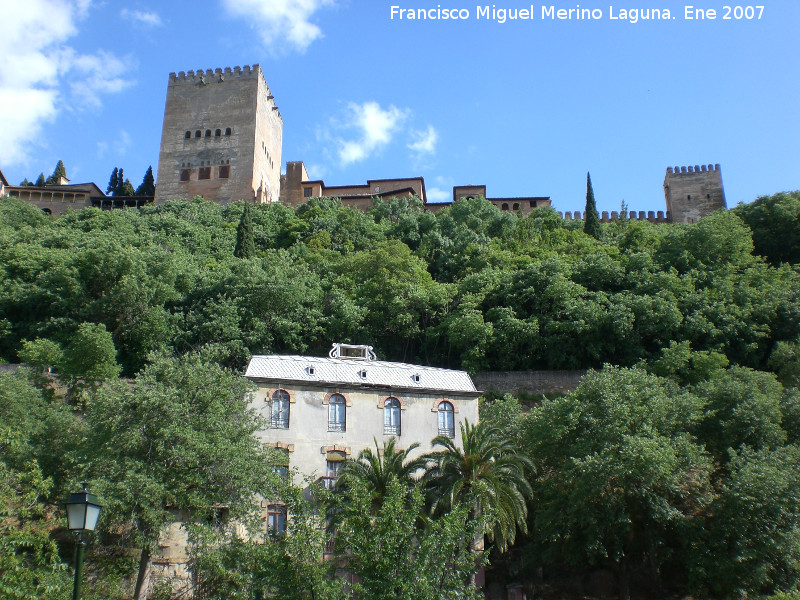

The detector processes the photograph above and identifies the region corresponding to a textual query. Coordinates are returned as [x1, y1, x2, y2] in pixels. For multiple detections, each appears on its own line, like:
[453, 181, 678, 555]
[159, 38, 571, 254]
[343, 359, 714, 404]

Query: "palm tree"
[337, 437, 428, 511]
[422, 419, 533, 551]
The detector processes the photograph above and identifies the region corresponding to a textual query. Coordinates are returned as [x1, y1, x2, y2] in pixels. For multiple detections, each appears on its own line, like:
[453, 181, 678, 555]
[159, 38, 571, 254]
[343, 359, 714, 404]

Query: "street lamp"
[65, 482, 102, 600]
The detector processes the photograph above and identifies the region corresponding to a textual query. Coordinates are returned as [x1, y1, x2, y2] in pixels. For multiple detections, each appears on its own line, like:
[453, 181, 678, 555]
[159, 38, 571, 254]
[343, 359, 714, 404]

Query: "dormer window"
[412, 374, 421, 383]
[358, 369, 367, 379]
[307, 366, 316, 376]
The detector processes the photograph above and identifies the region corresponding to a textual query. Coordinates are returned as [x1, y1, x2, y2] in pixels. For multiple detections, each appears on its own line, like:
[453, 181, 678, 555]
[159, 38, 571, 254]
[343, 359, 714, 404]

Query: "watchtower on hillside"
[155, 65, 282, 205]
[663, 164, 726, 223]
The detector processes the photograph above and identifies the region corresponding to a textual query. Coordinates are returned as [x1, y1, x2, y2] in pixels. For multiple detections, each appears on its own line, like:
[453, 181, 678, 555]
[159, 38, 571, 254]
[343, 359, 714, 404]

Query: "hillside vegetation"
[2, 191, 800, 599]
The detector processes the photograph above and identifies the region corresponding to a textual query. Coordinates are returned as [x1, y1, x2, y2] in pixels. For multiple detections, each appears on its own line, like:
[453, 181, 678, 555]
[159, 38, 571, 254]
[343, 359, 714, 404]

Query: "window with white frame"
[438, 401, 455, 438]
[328, 394, 346, 432]
[384, 397, 401, 435]
[270, 390, 290, 429]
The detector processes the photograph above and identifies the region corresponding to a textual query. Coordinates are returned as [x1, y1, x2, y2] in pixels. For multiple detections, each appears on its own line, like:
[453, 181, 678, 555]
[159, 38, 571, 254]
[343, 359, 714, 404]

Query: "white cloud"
[335, 101, 409, 165]
[0, 1, 130, 165]
[221, 0, 335, 52]
[426, 187, 451, 203]
[408, 125, 438, 156]
[120, 8, 163, 27]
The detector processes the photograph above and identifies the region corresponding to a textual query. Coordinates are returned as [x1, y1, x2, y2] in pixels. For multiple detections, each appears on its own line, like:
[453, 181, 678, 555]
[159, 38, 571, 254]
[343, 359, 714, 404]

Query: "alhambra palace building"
[1, 64, 726, 223]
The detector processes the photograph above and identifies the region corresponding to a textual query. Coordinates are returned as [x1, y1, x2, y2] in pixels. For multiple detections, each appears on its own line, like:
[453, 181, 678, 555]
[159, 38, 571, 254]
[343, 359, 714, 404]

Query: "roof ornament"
[329, 343, 377, 361]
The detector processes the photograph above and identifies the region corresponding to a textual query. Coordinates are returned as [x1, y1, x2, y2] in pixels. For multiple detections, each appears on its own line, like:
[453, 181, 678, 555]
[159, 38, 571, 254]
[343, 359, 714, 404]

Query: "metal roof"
[245, 354, 479, 396]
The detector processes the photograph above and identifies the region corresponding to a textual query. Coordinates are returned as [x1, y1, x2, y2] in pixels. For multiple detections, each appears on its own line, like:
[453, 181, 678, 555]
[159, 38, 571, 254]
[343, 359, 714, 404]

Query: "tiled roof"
[245, 355, 479, 395]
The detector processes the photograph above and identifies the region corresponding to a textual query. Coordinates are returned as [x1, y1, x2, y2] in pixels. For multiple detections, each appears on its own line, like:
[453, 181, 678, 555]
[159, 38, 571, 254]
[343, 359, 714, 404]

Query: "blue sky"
[1, 0, 797, 214]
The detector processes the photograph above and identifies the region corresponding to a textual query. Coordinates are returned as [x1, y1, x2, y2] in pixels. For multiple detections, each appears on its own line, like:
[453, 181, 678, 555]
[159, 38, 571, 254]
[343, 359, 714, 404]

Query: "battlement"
[170, 64, 264, 83]
[666, 164, 721, 175]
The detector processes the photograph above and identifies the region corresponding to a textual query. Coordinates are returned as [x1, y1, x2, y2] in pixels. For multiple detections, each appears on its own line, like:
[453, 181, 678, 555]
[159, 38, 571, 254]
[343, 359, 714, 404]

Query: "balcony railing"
[384, 423, 400, 435]
[438, 426, 455, 438]
[328, 420, 345, 432]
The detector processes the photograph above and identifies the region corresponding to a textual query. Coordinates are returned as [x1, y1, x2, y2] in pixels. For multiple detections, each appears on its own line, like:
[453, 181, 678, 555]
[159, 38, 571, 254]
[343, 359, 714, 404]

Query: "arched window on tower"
[205, 129, 211, 137]
[195, 130, 201, 138]
[184, 131, 191, 139]
[215, 129, 221, 137]
[225, 127, 232, 136]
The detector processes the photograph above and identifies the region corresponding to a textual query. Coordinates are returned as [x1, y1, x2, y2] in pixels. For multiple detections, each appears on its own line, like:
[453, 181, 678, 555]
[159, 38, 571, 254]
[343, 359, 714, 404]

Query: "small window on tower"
[199, 167, 211, 180]
[225, 127, 232, 136]
[195, 130, 201, 138]
[205, 129, 211, 137]
[219, 165, 230, 179]
[184, 131, 191, 139]
[180, 169, 190, 182]
[215, 129, 221, 137]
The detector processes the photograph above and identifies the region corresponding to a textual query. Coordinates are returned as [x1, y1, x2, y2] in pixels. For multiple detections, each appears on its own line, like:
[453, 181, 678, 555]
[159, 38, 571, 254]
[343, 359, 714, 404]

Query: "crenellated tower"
[663, 164, 726, 223]
[155, 65, 282, 205]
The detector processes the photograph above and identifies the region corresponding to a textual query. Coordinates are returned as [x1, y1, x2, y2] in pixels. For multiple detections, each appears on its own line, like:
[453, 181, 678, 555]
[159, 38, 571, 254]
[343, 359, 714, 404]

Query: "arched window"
[225, 127, 232, 136]
[215, 129, 221, 137]
[513, 203, 520, 211]
[384, 398, 401, 435]
[184, 131, 191, 139]
[205, 129, 211, 137]
[195, 130, 201, 138]
[271, 390, 290, 429]
[328, 394, 346, 432]
[438, 401, 455, 438]
[501, 203, 509, 211]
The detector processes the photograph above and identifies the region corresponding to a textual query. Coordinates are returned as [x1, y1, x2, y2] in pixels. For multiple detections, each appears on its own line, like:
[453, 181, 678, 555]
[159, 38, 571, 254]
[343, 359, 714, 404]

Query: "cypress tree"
[119, 179, 136, 196]
[107, 167, 119, 196]
[45, 160, 67, 184]
[35, 173, 46, 187]
[583, 172, 602, 239]
[135, 166, 156, 196]
[234, 203, 256, 259]
[116, 168, 126, 196]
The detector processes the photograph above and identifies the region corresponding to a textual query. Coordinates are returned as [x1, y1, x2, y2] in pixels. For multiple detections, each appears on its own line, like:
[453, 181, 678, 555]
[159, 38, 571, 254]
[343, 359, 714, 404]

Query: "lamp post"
[65, 482, 102, 600]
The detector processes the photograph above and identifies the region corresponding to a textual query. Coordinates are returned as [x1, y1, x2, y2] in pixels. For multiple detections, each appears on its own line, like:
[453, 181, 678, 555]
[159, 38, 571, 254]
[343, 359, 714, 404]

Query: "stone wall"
[473, 370, 586, 395]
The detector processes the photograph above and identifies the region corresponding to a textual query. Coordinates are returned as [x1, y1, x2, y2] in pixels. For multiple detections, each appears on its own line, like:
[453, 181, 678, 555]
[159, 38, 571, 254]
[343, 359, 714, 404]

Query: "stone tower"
[155, 65, 282, 205]
[663, 164, 726, 223]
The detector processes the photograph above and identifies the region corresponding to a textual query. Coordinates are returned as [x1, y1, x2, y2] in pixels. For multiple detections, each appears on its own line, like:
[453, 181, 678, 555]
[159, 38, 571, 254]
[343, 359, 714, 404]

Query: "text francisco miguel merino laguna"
[390, 5, 677, 22]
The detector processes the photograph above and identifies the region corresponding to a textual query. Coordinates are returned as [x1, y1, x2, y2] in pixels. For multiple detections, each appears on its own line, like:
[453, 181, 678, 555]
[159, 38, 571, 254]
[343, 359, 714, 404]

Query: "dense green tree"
[697, 445, 800, 596]
[525, 366, 712, 599]
[423, 419, 533, 551]
[0, 459, 72, 600]
[34, 173, 46, 187]
[44, 160, 67, 184]
[86, 350, 275, 600]
[58, 322, 121, 403]
[334, 477, 487, 600]
[734, 191, 800, 265]
[583, 172, 602, 239]
[695, 366, 787, 461]
[135, 166, 156, 196]
[233, 202, 255, 258]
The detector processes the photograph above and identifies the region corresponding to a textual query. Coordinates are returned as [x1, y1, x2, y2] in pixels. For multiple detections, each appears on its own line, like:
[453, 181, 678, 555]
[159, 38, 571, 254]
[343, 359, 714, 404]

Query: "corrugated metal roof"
[245, 354, 479, 395]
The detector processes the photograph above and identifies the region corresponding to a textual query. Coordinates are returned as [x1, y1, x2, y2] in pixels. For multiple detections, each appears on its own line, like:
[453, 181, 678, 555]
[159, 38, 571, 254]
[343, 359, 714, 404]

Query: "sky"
[0, 0, 798, 215]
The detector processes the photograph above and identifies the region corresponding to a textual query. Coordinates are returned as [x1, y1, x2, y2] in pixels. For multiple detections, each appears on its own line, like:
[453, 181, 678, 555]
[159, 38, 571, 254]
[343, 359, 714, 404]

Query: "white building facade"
[244, 344, 481, 496]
